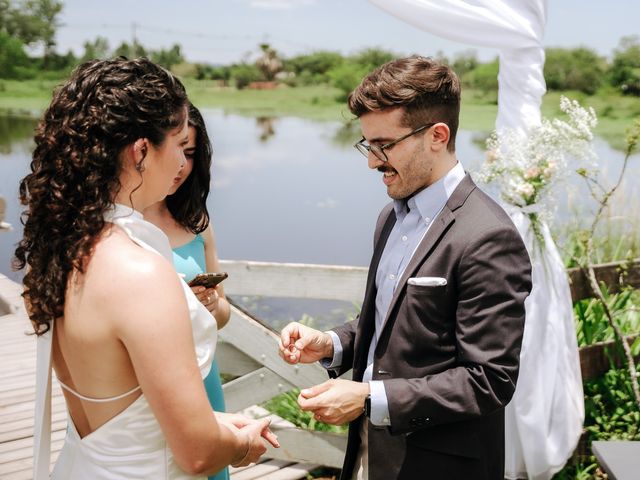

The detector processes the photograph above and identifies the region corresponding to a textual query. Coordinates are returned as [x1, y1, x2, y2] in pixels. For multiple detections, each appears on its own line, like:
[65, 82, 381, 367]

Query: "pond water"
[1, 111, 638, 329]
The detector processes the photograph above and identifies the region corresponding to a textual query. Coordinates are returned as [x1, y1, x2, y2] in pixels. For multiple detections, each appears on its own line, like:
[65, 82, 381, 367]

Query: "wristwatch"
[363, 394, 371, 417]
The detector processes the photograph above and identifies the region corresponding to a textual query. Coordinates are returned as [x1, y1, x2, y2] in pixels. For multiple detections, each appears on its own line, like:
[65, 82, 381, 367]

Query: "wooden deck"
[0, 274, 329, 479]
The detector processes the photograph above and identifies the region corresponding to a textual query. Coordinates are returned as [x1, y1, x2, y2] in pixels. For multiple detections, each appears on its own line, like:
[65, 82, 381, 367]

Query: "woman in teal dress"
[145, 104, 230, 480]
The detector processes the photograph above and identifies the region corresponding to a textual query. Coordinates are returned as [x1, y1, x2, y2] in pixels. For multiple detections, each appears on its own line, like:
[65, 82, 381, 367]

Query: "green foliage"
[82, 36, 110, 62]
[284, 50, 344, 85]
[113, 40, 148, 59]
[0, 30, 30, 78]
[324, 48, 396, 101]
[262, 389, 348, 434]
[151, 44, 184, 69]
[350, 47, 396, 71]
[462, 58, 499, 93]
[545, 47, 606, 95]
[609, 35, 640, 96]
[195, 64, 231, 82]
[450, 49, 479, 78]
[573, 288, 640, 347]
[327, 62, 370, 101]
[0, 0, 62, 49]
[229, 63, 264, 89]
[584, 366, 640, 441]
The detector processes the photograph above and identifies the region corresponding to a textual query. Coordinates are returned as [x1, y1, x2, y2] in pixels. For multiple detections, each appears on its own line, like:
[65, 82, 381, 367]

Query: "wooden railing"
[217, 260, 366, 468]
[215, 258, 640, 467]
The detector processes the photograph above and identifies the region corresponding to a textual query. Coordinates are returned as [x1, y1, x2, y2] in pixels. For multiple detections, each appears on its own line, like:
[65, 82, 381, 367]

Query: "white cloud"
[248, 0, 316, 10]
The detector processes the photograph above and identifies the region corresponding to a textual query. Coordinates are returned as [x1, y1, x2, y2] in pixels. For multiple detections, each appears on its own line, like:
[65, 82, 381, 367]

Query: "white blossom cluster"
[480, 96, 598, 220]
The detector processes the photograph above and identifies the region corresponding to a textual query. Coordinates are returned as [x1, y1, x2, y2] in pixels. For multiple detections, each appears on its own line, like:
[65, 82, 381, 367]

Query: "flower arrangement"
[479, 96, 598, 243]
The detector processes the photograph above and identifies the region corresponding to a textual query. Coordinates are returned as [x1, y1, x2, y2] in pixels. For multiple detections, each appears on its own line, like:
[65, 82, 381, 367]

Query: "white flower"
[479, 96, 597, 215]
[524, 167, 541, 179]
[516, 182, 535, 199]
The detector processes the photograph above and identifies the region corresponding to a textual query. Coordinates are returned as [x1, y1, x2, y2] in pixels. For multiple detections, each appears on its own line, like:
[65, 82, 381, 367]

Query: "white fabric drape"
[368, 1, 584, 478]
[369, 0, 546, 133]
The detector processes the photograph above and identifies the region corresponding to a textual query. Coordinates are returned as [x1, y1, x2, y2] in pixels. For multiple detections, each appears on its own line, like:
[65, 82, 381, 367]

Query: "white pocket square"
[407, 276, 447, 286]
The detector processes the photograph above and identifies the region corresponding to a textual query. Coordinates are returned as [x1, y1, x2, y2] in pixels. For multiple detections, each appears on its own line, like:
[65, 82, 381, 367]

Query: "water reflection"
[0, 116, 37, 154]
[331, 120, 361, 148]
[1, 110, 639, 287]
[256, 117, 276, 142]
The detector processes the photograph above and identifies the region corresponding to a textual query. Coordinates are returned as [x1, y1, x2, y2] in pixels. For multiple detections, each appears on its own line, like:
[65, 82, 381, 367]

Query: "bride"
[14, 57, 277, 479]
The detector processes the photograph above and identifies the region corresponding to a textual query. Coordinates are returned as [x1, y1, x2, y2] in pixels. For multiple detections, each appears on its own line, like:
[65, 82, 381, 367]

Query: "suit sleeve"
[384, 225, 532, 434]
[328, 317, 358, 378]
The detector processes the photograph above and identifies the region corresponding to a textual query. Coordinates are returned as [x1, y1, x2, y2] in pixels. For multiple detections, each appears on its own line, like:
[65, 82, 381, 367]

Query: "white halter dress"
[33, 204, 217, 479]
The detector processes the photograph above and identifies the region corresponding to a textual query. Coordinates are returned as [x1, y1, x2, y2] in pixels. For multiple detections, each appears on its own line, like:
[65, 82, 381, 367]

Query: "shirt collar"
[393, 162, 466, 222]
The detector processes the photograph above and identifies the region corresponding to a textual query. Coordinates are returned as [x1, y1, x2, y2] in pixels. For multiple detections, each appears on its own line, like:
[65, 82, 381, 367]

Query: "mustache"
[378, 166, 396, 173]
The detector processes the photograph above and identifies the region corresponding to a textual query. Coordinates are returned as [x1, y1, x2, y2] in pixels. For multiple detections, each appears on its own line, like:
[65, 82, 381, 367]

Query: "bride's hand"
[217, 413, 280, 448]
[230, 418, 276, 467]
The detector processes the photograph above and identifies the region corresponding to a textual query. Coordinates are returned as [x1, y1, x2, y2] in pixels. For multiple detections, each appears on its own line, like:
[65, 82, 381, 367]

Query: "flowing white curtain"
[368, 1, 584, 478]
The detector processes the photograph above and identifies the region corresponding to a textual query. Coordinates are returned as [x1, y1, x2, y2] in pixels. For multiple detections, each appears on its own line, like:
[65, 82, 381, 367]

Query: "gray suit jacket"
[331, 174, 532, 480]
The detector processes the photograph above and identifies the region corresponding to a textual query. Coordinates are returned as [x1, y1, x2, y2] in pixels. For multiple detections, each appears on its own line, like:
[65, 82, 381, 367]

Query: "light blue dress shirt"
[326, 162, 466, 426]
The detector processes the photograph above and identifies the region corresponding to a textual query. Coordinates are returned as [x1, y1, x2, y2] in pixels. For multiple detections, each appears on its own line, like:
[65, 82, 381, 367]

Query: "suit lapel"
[377, 174, 477, 343]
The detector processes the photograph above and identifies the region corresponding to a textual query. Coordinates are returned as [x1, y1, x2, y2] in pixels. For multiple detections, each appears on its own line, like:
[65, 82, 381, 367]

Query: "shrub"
[544, 47, 606, 95]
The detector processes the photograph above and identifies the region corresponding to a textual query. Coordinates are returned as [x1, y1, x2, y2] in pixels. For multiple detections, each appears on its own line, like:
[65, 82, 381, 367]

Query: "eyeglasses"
[354, 123, 436, 162]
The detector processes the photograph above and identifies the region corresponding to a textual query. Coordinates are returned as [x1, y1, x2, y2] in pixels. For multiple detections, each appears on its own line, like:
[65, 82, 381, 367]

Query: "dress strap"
[33, 321, 53, 480]
[57, 380, 141, 403]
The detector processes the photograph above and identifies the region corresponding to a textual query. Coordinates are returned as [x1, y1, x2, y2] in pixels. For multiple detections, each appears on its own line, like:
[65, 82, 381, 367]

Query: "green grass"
[542, 90, 640, 150]
[184, 80, 347, 121]
[0, 78, 62, 115]
[1, 78, 639, 149]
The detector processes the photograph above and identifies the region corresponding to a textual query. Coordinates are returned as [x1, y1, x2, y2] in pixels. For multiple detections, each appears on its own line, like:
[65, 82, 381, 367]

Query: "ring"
[206, 295, 212, 303]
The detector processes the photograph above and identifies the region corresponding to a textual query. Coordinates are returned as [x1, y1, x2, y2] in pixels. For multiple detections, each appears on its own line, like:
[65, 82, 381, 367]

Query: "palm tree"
[255, 43, 283, 81]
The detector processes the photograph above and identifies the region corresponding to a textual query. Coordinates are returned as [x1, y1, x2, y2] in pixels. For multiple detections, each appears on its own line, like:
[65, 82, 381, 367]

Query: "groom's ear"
[429, 123, 450, 152]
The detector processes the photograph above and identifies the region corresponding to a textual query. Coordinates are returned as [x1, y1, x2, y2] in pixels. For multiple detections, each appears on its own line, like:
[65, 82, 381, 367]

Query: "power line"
[62, 22, 324, 51]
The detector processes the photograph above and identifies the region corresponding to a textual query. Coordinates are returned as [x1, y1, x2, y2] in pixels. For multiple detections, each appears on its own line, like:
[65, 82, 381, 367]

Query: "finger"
[261, 428, 280, 448]
[280, 322, 299, 348]
[293, 328, 321, 351]
[300, 380, 332, 399]
[297, 392, 324, 411]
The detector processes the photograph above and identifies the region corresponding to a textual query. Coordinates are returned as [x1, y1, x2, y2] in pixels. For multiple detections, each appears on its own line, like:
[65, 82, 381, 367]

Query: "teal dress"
[173, 234, 230, 480]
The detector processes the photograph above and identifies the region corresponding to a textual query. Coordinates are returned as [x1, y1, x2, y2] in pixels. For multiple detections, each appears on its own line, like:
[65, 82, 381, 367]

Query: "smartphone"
[188, 272, 228, 288]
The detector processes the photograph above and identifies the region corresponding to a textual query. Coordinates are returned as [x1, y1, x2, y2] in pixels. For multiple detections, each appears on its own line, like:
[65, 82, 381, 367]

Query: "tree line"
[1, 0, 639, 99]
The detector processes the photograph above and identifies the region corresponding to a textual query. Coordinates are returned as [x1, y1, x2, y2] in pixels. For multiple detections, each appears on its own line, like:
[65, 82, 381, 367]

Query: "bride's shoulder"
[87, 227, 179, 298]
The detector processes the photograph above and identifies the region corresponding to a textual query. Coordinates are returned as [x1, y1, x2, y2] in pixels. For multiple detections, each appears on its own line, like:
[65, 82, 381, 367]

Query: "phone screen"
[188, 272, 228, 288]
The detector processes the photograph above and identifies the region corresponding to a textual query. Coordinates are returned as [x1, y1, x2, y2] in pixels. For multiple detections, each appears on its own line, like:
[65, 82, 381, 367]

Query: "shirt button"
[425, 217, 431, 224]
[389, 274, 396, 280]
[383, 417, 390, 424]
[401, 235, 408, 242]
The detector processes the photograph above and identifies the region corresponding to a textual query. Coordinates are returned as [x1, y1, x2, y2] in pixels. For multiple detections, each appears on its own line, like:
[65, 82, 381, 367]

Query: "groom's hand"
[279, 322, 333, 364]
[298, 379, 370, 425]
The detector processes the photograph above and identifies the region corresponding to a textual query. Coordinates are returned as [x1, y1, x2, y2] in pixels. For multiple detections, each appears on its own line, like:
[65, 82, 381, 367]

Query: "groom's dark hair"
[348, 55, 460, 152]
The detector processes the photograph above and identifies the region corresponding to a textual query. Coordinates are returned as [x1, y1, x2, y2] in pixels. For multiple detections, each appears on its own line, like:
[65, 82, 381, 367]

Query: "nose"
[368, 152, 384, 170]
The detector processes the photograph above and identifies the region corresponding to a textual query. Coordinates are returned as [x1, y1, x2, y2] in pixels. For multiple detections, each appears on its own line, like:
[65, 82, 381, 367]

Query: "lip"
[381, 170, 397, 186]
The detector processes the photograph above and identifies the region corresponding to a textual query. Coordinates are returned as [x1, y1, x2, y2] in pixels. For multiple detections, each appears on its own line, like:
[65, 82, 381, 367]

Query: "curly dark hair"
[165, 103, 212, 233]
[348, 56, 461, 152]
[13, 57, 188, 335]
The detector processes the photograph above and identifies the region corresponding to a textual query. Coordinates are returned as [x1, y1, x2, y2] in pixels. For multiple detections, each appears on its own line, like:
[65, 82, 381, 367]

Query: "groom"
[279, 56, 532, 480]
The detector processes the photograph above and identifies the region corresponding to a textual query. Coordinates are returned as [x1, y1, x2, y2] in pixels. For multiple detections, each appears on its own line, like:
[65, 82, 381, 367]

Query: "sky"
[54, 0, 639, 65]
